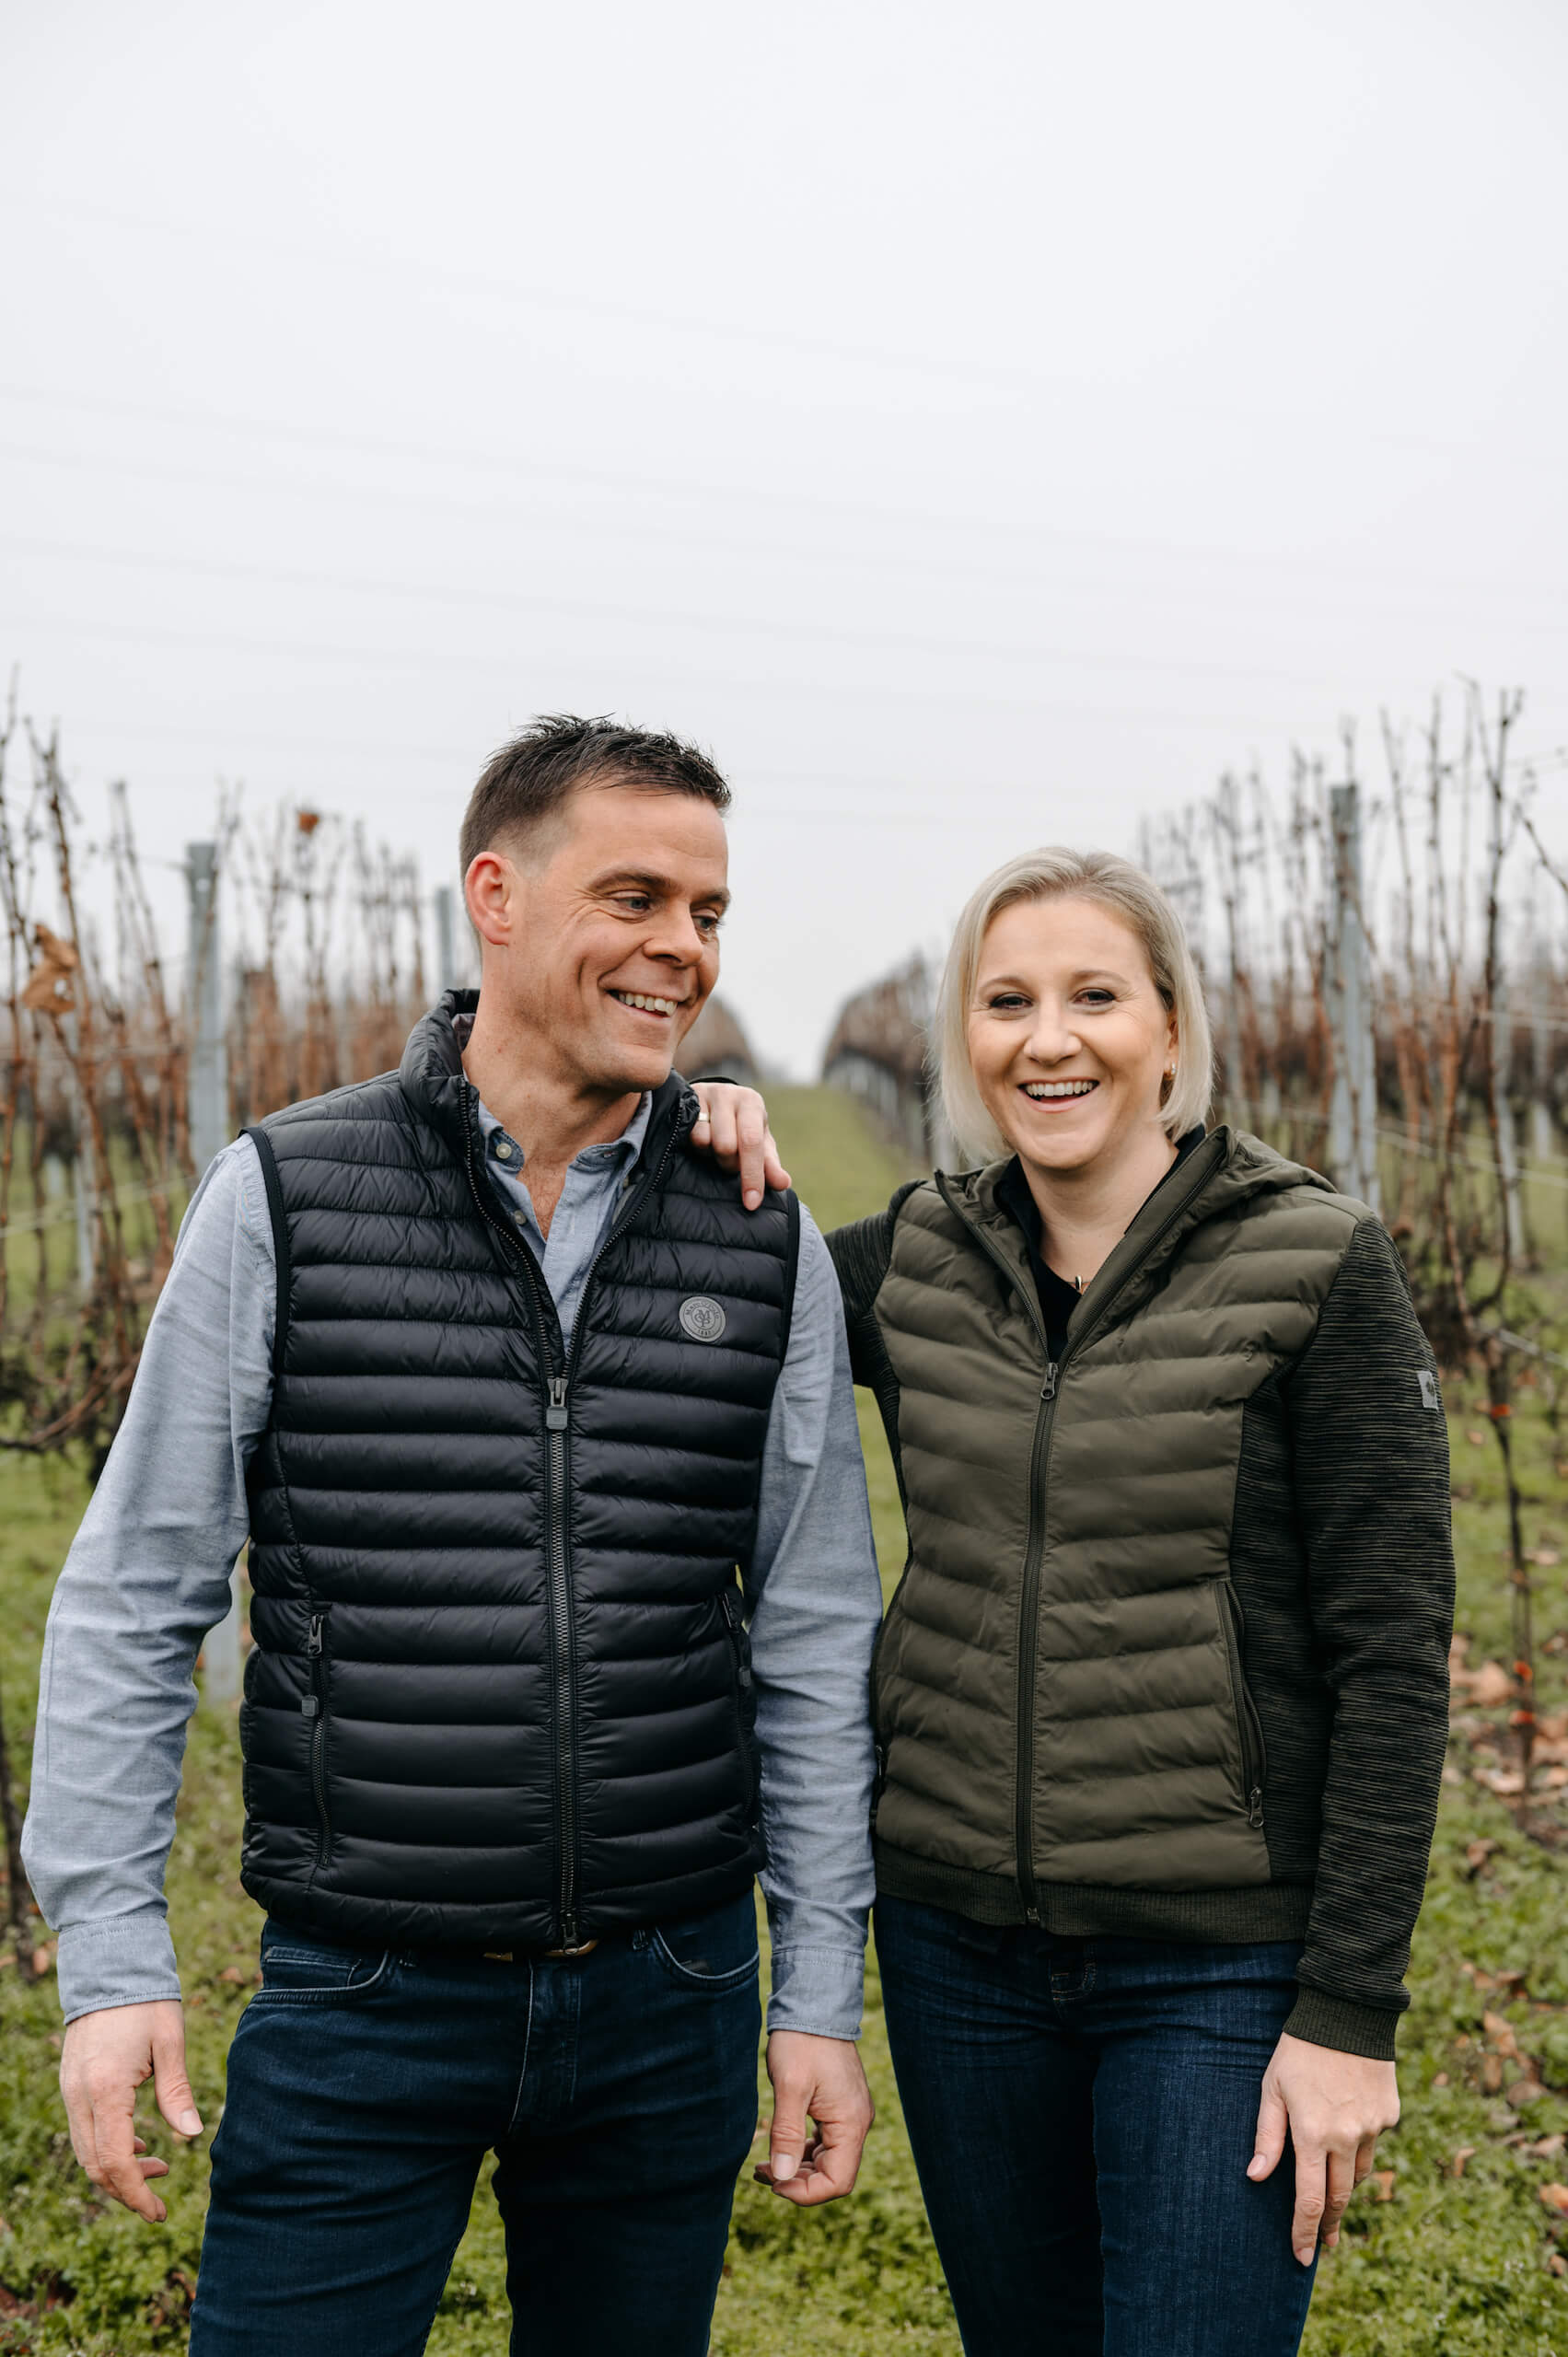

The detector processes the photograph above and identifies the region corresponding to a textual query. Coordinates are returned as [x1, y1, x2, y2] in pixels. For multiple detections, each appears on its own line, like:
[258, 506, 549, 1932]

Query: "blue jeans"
[190, 1891, 761, 2356]
[875, 1898, 1317, 2357]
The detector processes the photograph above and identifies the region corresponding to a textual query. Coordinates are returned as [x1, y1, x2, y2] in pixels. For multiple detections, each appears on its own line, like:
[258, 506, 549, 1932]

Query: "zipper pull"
[302, 1611, 323, 1716]
[1248, 1787, 1265, 1829]
[1041, 1363, 1059, 1402]
[719, 1587, 751, 1682]
[546, 1376, 570, 1432]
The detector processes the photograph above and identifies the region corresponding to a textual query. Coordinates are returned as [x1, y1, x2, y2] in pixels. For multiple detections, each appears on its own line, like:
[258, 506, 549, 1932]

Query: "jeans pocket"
[250, 1920, 392, 2003]
[650, 1893, 761, 1993]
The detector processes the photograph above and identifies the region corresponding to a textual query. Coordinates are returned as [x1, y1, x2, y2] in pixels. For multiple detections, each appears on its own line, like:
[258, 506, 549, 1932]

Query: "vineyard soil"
[4, 1090, 1568, 2354]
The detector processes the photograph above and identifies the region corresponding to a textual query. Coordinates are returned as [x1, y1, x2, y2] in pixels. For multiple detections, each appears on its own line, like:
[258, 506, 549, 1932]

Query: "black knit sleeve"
[1283, 1216, 1455, 2060]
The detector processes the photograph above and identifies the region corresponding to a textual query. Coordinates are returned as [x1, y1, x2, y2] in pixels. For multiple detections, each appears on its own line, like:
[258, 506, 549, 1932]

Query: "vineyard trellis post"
[1487, 784, 1526, 1265]
[1529, 878, 1555, 1170]
[186, 842, 227, 1179]
[187, 840, 242, 1703]
[70, 1088, 93, 1296]
[1325, 784, 1379, 1212]
[435, 883, 457, 997]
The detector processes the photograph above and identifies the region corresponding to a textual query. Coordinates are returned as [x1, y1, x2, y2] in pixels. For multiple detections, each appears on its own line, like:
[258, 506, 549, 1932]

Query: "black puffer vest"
[238, 995, 800, 1952]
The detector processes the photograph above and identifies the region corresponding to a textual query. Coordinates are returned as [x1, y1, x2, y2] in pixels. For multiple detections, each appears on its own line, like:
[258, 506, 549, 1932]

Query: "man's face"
[469, 783, 729, 1098]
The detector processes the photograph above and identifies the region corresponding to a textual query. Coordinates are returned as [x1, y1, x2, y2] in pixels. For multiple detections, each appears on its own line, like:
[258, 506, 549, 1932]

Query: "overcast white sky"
[4, 0, 1566, 1073]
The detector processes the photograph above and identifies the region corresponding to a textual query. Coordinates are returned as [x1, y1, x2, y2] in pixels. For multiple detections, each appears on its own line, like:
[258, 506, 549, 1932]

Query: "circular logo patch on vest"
[679, 1295, 727, 1343]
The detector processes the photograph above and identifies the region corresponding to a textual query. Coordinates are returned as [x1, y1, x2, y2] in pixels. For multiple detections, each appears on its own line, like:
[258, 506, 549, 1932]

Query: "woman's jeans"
[875, 1897, 1317, 2357]
[189, 1892, 761, 2357]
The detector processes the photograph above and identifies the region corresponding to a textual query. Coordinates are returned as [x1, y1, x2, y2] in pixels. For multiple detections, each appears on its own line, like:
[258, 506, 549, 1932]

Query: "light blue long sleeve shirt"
[23, 1094, 883, 2038]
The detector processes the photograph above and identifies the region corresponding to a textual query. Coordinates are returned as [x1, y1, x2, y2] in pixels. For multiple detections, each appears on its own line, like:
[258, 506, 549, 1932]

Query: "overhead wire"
[0, 529, 1482, 697]
[9, 191, 1511, 464]
[3, 385, 1563, 627]
[0, 608, 1383, 739]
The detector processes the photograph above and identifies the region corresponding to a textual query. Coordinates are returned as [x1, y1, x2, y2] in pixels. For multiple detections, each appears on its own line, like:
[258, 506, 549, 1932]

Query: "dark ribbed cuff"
[1283, 1987, 1401, 2061]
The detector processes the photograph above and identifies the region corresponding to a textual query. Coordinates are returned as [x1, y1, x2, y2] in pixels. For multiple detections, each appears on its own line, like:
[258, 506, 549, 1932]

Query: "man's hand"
[1249, 2030, 1400, 2265]
[754, 2030, 874, 2206]
[690, 1083, 790, 1212]
[61, 2000, 203, 2224]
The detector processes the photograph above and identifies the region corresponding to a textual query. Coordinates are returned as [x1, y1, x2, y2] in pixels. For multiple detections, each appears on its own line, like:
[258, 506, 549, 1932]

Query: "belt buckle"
[542, 1938, 600, 1960]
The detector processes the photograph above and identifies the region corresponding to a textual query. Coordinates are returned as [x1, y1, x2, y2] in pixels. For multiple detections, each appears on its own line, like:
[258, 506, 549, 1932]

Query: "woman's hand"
[1249, 2031, 1400, 2265]
[691, 1083, 790, 1210]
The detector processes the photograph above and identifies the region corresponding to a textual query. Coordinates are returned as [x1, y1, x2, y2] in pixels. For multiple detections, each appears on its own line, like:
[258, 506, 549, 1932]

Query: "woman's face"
[967, 894, 1178, 1178]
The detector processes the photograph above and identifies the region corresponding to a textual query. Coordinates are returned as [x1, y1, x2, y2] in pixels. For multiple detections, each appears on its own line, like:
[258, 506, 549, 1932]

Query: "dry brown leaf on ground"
[1451, 2147, 1478, 2177]
[1540, 2183, 1568, 2216]
[1370, 2171, 1396, 2201]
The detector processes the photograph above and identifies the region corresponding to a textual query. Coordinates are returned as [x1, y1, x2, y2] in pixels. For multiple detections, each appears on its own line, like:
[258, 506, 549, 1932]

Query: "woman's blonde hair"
[933, 847, 1214, 1165]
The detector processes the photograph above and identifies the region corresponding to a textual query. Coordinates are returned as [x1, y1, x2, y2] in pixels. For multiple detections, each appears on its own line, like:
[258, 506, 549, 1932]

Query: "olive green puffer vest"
[871, 1130, 1366, 1920]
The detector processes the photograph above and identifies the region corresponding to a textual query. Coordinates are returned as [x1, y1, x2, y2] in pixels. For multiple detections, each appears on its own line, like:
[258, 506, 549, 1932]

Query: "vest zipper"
[300, 1607, 332, 1861]
[935, 1176, 1057, 1926]
[544, 1374, 576, 1938]
[539, 1104, 696, 1944]
[458, 1085, 578, 1944]
[457, 1081, 696, 1950]
[935, 1148, 1224, 1927]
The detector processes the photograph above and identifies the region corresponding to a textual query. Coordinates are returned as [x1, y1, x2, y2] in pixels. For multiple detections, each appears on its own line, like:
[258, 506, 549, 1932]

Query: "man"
[23, 716, 882, 2355]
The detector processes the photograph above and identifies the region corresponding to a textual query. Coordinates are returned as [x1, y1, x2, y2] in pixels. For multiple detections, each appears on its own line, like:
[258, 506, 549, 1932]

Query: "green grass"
[5, 1088, 1568, 2351]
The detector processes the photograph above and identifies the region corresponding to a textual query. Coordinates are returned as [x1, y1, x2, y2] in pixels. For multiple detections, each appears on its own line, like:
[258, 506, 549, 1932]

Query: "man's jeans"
[189, 1891, 761, 2356]
[875, 1897, 1318, 2357]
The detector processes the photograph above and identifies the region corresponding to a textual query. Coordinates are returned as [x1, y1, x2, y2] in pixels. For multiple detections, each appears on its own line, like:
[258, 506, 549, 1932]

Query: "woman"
[711, 847, 1453, 2356]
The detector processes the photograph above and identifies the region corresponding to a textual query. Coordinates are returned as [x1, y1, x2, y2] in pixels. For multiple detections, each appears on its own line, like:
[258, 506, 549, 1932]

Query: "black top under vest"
[997, 1129, 1205, 1361]
[236, 993, 800, 1954]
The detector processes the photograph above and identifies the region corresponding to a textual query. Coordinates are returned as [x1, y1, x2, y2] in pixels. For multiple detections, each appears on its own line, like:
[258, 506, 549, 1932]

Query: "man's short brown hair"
[459, 714, 732, 878]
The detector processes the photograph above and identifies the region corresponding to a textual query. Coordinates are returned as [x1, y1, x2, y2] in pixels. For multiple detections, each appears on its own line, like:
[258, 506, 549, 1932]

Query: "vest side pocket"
[718, 1585, 762, 1842]
[300, 1605, 333, 1866]
[867, 1548, 913, 1831]
[1216, 1581, 1267, 1829]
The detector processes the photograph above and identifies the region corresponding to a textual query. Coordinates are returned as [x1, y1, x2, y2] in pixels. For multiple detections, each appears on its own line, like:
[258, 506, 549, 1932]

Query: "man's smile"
[609, 989, 681, 1018]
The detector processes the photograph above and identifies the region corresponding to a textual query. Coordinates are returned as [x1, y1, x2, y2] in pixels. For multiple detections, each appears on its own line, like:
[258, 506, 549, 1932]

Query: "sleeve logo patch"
[679, 1295, 727, 1343]
[1418, 1370, 1441, 1411]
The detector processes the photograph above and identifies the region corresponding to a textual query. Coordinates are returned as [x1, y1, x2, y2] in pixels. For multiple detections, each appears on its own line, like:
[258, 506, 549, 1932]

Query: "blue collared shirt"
[23, 1088, 882, 2039]
[470, 1089, 651, 1345]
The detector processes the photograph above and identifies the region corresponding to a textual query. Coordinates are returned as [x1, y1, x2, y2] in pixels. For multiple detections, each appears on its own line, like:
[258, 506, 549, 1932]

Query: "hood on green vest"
[938, 1127, 1343, 1340]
